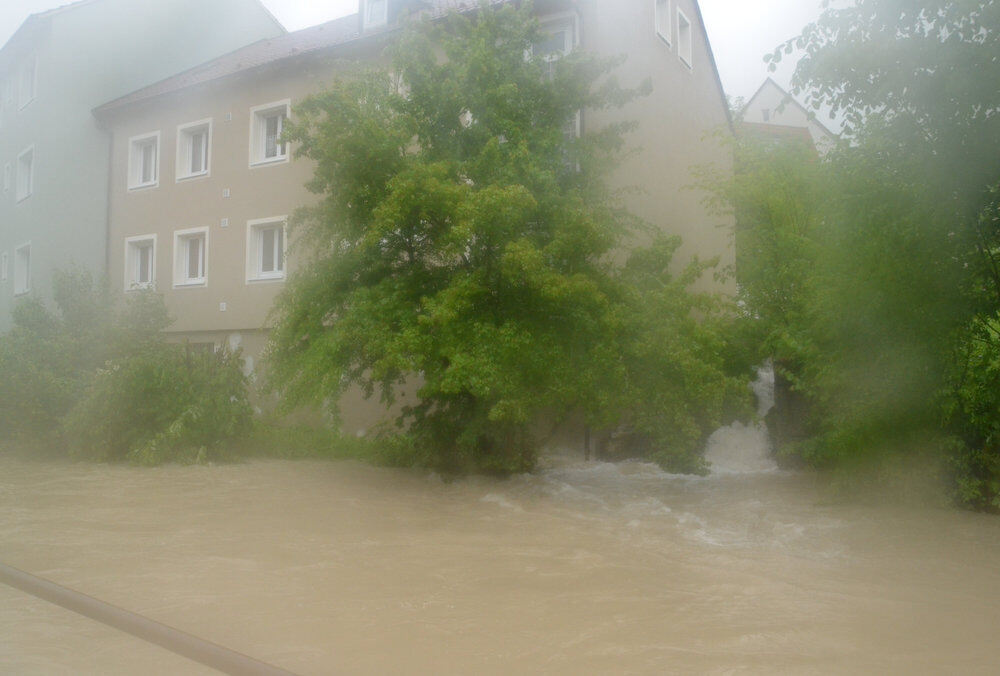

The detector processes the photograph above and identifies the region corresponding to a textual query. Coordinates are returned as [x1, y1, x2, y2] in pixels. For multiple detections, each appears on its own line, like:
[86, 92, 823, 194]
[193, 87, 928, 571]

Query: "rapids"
[2, 373, 1000, 673]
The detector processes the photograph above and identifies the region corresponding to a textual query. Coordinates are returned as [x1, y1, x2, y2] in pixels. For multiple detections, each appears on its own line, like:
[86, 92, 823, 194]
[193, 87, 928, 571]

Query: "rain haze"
[3, 0, 1000, 674]
[0, 0, 822, 100]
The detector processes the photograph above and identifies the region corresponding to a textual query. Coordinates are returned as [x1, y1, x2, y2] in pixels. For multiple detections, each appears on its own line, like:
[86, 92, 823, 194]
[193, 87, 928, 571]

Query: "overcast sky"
[0, 0, 824, 101]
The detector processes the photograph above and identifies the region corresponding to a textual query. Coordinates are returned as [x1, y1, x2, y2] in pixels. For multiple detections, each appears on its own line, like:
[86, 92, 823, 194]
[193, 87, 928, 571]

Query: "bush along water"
[0, 269, 253, 465]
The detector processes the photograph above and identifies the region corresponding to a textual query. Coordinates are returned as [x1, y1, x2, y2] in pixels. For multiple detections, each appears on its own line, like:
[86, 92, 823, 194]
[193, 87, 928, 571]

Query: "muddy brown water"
[2, 448, 1000, 675]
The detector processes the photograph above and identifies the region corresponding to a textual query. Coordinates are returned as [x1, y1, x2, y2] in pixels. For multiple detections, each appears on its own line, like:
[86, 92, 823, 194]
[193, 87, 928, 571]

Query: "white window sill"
[126, 283, 155, 292]
[128, 181, 158, 192]
[176, 170, 209, 182]
[13, 289, 30, 297]
[173, 279, 206, 288]
[15, 193, 31, 203]
[247, 273, 285, 284]
[17, 97, 34, 111]
[249, 154, 289, 169]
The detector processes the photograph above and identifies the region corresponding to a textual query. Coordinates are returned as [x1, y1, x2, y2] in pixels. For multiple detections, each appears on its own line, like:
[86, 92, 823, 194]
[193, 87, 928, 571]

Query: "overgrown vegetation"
[267, 2, 750, 476]
[0, 269, 253, 464]
[715, 0, 1000, 510]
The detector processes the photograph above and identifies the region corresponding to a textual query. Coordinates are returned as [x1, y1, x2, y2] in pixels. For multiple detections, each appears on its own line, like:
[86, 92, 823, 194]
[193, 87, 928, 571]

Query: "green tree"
[735, 0, 1000, 505]
[267, 2, 748, 475]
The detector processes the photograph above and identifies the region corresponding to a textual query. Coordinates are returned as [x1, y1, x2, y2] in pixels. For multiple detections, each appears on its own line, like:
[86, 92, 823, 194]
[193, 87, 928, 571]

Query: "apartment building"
[0, 0, 285, 330]
[94, 0, 734, 428]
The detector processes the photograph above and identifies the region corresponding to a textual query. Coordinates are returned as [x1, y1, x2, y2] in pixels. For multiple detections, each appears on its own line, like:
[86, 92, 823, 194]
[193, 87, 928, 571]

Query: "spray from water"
[704, 363, 778, 474]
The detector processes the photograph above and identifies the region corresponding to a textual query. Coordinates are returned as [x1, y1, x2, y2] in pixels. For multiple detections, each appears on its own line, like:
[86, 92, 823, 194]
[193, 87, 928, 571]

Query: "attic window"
[762, 109, 771, 122]
[364, 0, 388, 30]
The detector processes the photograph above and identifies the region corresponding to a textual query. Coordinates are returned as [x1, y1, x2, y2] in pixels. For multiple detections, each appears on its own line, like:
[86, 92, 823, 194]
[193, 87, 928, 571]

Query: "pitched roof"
[94, 1, 515, 116]
[95, 0, 732, 130]
[5, 0, 286, 59]
[95, 13, 360, 115]
[742, 77, 838, 138]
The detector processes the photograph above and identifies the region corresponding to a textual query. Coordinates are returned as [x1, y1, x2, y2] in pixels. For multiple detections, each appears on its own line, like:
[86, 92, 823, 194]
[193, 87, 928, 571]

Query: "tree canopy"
[724, 0, 1000, 508]
[267, 2, 749, 475]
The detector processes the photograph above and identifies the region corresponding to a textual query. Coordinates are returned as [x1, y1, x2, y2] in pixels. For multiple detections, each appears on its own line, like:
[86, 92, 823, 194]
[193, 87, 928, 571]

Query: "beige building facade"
[96, 0, 734, 429]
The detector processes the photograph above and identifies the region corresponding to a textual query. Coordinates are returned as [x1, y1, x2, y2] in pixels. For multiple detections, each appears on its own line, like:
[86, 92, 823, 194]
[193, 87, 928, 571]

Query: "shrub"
[64, 344, 253, 464]
[0, 269, 115, 438]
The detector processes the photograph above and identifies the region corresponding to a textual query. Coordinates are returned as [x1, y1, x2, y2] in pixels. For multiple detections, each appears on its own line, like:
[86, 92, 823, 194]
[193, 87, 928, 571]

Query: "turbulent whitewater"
[3, 371, 1000, 674]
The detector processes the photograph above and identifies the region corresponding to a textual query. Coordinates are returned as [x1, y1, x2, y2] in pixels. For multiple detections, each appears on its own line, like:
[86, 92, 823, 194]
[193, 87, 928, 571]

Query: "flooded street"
[3, 447, 1000, 674]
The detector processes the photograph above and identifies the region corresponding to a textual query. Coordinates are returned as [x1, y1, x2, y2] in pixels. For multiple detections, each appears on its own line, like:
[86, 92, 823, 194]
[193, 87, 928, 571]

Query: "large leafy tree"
[738, 0, 1000, 506]
[267, 2, 747, 475]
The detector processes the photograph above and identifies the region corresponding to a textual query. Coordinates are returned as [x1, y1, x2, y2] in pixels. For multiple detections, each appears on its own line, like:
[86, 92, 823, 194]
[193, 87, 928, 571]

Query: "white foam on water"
[705, 364, 780, 475]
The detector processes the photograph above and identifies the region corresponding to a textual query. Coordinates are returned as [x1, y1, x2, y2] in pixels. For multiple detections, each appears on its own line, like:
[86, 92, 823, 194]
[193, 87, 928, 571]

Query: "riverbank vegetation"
[0, 269, 253, 464]
[715, 0, 1000, 511]
[266, 2, 751, 476]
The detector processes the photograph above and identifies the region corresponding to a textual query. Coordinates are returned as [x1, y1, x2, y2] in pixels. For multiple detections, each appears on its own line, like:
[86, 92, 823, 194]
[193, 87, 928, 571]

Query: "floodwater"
[3, 375, 1000, 674]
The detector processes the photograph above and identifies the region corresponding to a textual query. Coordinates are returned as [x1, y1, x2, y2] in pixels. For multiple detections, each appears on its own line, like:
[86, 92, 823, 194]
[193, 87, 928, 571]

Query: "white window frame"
[246, 216, 287, 283]
[16, 145, 33, 202]
[363, 0, 388, 30]
[532, 12, 580, 63]
[124, 234, 157, 291]
[677, 8, 693, 68]
[13, 242, 30, 296]
[249, 100, 291, 168]
[18, 55, 36, 110]
[176, 118, 212, 181]
[534, 14, 582, 141]
[655, 0, 671, 45]
[127, 131, 160, 190]
[173, 226, 209, 288]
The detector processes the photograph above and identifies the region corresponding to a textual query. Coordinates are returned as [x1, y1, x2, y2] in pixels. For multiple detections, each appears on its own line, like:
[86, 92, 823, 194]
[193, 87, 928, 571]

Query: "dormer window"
[364, 0, 388, 30]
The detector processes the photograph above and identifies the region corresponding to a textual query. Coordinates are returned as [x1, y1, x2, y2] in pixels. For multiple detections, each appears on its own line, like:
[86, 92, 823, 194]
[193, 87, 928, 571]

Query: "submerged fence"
[0, 561, 299, 675]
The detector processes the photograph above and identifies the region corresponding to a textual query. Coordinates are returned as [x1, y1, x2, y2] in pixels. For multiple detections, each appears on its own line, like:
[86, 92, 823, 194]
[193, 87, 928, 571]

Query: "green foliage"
[608, 237, 752, 474]
[720, 0, 1000, 509]
[945, 313, 1000, 511]
[0, 268, 252, 465]
[0, 268, 116, 437]
[268, 2, 748, 475]
[64, 345, 252, 464]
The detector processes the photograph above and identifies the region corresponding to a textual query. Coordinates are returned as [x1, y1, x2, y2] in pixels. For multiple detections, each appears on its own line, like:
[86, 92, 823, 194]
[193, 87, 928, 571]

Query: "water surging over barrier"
[704, 363, 779, 474]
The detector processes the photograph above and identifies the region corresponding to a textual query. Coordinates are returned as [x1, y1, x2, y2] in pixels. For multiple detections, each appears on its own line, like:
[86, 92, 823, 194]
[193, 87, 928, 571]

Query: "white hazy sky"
[0, 0, 824, 101]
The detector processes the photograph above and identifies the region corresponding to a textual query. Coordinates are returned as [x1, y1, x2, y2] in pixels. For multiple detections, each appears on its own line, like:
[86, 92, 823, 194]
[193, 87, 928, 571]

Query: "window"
[363, 0, 388, 30]
[3, 163, 10, 193]
[532, 16, 578, 80]
[128, 132, 159, 190]
[677, 9, 693, 68]
[246, 217, 286, 282]
[173, 227, 208, 287]
[249, 101, 290, 167]
[125, 235, 156, 290]
[762, 108, 771, 122]
[177, 119, 212, 180]
[16, 146, 33, 202]
[655, 0, 671, 44]
[1, 252, 7, 281]
[532, 16, 581, 142]
[14, 243, 30, 296]
[18, 56, 36, 109]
